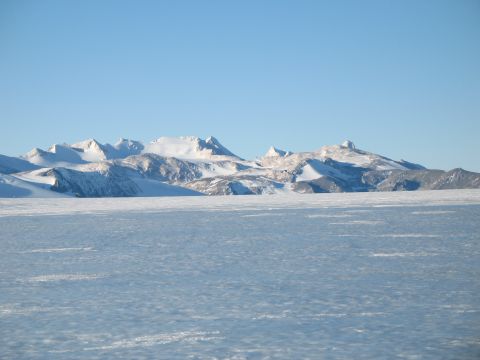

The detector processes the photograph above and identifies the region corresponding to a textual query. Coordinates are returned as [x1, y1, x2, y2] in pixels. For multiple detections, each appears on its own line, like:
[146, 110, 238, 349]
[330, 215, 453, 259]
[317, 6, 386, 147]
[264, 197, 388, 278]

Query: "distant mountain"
[1, 136, 478, 197]
[144, 136, 241, 160]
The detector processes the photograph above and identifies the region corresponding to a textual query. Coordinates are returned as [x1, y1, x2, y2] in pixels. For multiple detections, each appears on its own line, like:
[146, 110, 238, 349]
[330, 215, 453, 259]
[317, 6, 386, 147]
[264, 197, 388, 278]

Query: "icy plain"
[1, 190, 480, 359]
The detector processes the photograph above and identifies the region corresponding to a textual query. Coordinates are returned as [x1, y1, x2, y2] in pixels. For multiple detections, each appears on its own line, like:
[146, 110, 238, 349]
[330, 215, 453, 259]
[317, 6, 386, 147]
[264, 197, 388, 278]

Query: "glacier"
[1, 190, 479, 359]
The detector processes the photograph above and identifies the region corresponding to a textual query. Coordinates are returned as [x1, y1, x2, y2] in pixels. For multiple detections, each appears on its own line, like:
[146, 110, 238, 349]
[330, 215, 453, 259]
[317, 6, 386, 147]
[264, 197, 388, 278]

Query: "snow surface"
[70, 139, 109, 162]
[13, 168, 57, 186]
[0, 154, 39, 174]
[317, 144, 406, 170]
[0, 174, 66, 198]
[1, 190, 480, 359]
[259, 144, 409, 174]
[144, 136, 239, 160]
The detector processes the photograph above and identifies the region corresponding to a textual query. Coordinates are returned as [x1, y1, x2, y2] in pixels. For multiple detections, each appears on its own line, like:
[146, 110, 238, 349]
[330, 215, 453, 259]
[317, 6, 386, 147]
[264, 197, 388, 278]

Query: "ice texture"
[1, 190, 480, 359]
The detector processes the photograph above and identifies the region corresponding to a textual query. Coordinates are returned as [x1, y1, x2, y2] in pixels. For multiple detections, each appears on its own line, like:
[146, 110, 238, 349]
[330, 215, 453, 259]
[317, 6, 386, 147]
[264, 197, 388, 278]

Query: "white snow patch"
[241, 212, 286, 218]
[26, 247, 94, 253]
[330, 220, 384, 225]
[13, 169, 57, 186]
[144, 136, 236, 160]
[253, 312, 289, 320]
[374, 234, 440, 238]
[84, 331, 222, 350]
[306, 214, 353, 218]
[0, 174, 66, 198]
[295, 163, 323, 181]
[411, 210, 456, 215]
[312, 313, 348, 318]
[25, 274, 105, 282]
[370, 252, 436, 258]
[0, 304, 49, 316]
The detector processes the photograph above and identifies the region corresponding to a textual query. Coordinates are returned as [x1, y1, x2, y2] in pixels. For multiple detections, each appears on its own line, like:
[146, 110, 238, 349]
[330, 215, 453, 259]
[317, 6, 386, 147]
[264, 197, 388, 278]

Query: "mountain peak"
[145, 136, 240, 160]
[341, 140, 356, 150]
[114, 138, 143, 149]
[68, 138, 108, 162]
[204, 136, 239, 158]
[5, 135, 480, 198]
[113, 138, 144, 158]
[264, 146, 290, 158]
[71, 138, 104, 151]
[24, 147, 46, 158]
[205, 136, 219, 145]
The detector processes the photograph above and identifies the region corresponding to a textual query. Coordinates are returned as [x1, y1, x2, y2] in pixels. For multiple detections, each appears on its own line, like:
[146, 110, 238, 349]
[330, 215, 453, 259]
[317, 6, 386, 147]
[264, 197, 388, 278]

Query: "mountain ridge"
[1, 136, 479, 197]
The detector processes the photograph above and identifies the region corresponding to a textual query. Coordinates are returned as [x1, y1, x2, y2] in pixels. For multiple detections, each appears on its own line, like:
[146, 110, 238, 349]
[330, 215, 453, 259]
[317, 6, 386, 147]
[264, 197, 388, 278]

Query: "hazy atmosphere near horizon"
[1, 0, 479, 171]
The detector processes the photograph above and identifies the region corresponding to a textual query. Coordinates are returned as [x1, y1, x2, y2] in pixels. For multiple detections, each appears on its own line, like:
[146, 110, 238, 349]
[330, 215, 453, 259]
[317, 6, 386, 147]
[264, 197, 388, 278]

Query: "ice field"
[1, 190, 480, 359]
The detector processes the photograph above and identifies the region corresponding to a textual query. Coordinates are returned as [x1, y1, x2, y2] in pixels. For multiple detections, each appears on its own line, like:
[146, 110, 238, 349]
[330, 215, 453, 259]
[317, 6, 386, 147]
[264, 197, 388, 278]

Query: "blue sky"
[1, 0, 479, 170]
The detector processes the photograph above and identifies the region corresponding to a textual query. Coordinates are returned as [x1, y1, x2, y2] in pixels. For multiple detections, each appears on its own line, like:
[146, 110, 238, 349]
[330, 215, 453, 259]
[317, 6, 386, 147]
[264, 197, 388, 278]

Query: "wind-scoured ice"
[1, 190, 480, 359]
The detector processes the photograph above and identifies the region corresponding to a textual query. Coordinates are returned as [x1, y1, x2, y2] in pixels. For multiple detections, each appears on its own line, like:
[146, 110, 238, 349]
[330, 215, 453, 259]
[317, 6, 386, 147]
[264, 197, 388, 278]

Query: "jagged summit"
[145, 136, 240, 160]
[71, 138, 102, 150]
[21, 136, 240, 166]
[205, 136, 240, 158]
[113, 138, 144, 157]
[264, 146, 290, 158]
[206, 136, 220, 145]
[69, 138, 109, 162]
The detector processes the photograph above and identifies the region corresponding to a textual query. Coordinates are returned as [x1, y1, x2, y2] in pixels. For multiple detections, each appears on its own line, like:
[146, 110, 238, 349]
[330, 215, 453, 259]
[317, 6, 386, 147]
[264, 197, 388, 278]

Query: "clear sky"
[1, 0, 479, 171]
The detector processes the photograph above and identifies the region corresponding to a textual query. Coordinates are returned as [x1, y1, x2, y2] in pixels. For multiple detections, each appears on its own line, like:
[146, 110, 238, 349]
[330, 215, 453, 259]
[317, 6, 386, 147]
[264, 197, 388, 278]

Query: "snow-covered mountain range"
[1, 136, 479, 197]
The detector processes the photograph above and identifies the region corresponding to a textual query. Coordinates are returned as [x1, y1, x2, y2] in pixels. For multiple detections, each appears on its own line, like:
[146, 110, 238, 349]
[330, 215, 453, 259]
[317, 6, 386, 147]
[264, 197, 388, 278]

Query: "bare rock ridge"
[0, 136, 478, 197]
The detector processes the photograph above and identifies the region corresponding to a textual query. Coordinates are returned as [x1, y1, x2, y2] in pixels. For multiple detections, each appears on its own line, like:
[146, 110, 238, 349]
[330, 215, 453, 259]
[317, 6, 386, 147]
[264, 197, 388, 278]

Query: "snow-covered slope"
[23, 146, 84, 167]
[23, 138, 147, 167]
[112, 138, 144, 158]
[1, 136, 478, 197]
[23, 142, 105, 166]
[144, 136, 241, 160]
[12, 166, 202, 198]
[69, 139, 111, 162]
[0, 174, 66, 198]
[260, 140, 416, 173]
[0, 154, 40, 174]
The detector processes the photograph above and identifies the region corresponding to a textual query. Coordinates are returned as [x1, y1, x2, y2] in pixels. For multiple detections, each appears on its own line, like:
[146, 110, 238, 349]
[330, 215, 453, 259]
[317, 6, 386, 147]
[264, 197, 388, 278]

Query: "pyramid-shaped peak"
[71, 138, 103, 150]
[264, 146, 290, 158]
[206, 136, 220, 145]
[203, 136, 239, 158]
